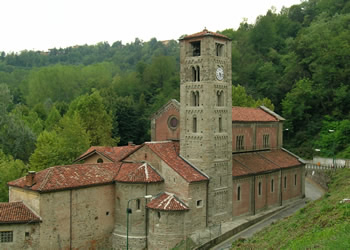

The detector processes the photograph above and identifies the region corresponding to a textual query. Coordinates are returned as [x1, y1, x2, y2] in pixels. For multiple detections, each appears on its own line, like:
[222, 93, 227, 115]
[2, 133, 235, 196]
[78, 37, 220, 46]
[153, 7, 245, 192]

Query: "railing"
[305, 163, 348, 170]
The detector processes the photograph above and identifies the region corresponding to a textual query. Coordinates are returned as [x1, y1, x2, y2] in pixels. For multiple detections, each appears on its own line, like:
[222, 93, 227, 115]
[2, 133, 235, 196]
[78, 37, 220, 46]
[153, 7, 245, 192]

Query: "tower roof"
[180, 28, 230, 41]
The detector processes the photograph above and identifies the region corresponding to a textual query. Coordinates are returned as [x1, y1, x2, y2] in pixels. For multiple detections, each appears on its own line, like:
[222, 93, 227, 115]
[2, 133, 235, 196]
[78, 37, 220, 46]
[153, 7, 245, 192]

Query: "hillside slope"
[232, 168, 350, 249]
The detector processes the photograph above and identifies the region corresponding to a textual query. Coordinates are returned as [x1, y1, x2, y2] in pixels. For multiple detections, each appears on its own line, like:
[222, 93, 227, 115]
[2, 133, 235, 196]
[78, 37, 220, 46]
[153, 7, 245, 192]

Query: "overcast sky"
[1, 0, 301, 53]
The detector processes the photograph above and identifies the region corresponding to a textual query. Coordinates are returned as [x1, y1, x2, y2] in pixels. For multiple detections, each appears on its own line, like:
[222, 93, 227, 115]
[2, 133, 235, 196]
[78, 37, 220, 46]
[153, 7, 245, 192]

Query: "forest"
[0, 0, 349, 201]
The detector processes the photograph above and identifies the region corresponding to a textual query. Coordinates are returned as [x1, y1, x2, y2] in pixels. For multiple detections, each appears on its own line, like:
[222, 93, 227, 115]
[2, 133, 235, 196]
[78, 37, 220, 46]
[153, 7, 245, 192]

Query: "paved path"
[211, 178, 326, 250]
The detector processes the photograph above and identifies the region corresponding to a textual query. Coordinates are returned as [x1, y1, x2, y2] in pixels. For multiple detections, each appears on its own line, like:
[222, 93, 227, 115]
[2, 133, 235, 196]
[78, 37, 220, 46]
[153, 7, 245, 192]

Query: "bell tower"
[179, 29, 233, 223]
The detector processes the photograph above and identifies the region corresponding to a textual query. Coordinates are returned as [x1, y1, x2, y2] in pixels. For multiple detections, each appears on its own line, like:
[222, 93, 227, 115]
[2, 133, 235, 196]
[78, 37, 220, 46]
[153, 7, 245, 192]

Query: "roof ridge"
[38, 167, 54, 191]
[257, 151, 281, 169]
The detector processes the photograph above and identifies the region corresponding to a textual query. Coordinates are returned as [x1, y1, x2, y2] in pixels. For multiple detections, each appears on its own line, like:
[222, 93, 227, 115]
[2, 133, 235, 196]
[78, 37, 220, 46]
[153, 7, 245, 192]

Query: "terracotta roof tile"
[232, 107, 278, 122]
[115, 162, 163, 183]
[258, 150, 302, 168]
[8, 163, 122, 192]
[181, 29, 230, 40]
[0, 202, 40, 224]
[147, 192, 189, 211]
[76, 145, 141, 162]
[232, 149, 303, 177]
[145, 141, 208, 183]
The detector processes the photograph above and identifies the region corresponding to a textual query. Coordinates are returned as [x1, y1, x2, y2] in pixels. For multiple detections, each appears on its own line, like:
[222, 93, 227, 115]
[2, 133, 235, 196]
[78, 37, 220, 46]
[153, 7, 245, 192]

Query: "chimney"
[128, 141, 134, 146]
[25, 171, 36, 187]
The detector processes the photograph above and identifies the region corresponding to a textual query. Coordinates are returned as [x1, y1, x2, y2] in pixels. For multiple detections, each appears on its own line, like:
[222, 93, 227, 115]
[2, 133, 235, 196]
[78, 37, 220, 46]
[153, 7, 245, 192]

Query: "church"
[0, 29, 305, 249]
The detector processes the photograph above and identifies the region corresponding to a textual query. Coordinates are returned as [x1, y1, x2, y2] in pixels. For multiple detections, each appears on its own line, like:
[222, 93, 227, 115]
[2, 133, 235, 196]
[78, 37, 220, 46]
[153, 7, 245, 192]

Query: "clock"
[216, 67, 224, 81]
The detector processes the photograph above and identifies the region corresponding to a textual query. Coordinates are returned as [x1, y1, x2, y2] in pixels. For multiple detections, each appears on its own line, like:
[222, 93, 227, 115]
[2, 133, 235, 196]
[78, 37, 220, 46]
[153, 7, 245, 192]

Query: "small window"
[258, 181, 262, 196]
[237, 186, 241, 201]
[196, 200, 203, 207]
[236, 135, 244, 151]
[190, 91, 200, 106]
[217, 90, 224, 106]
[271, 179, 274, 192]
[294, 174, 297, 186]
[97, 158, 104, 163]
[195, 91, 200, 106]
[25, 232, 30, 237]
[136, 199, 141, 210]
[263, 134, 270, 148]
[193, 117, 197, 133]
[216, 43, 224, 56]
[191, 41, 201, 56]
[157, 211, 161, 219]
[0, 231, 13, 242]
[284, 176, 287, 189]
[106, 211, 110, 216]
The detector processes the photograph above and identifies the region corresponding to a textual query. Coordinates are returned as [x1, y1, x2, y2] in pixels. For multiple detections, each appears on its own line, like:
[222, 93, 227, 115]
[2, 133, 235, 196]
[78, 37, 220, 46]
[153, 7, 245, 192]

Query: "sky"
[1, 0, 302, 53]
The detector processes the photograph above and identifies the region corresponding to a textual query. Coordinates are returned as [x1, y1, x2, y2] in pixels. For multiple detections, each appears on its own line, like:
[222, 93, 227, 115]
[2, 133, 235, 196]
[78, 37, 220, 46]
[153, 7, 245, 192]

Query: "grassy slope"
[232, 168, 350, 249]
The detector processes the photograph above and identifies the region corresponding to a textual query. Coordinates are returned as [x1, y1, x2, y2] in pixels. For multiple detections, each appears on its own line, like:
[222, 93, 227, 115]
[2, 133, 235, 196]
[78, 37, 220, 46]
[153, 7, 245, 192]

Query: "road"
[211, 178, 325, 250]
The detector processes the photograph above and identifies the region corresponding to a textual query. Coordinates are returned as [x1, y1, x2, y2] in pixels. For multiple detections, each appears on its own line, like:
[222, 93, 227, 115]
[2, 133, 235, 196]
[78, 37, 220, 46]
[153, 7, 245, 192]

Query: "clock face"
[216, 67, 224, 81]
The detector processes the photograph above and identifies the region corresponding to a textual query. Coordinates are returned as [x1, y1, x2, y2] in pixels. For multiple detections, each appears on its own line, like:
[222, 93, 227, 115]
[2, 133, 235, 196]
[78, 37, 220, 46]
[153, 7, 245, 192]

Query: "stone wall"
[83, 153, 113, 164]
[9, 187, 41, 214]
[113, 182, 162, 250]
[37, 184, 115, 249]
[0, 223, 40, 250]
[148, 210, 187, 250]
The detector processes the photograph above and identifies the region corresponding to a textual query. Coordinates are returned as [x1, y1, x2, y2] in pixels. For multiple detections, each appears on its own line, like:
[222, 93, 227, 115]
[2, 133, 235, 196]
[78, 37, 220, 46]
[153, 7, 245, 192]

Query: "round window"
[168, 116, 178, 129]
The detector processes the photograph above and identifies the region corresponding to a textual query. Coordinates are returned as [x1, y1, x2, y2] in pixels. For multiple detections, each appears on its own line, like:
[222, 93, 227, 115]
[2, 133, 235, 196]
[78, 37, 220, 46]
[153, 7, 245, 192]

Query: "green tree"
[0, 150, 27, 201]
[67, 91, 116, 146]
[232, 85, 274, 110]
[29, 114, 90, 171]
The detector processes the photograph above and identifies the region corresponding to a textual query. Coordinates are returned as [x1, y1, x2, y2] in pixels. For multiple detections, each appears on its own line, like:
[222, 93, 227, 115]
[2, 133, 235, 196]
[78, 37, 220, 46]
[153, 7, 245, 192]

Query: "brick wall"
[232, 177, 253, 217]
[153, 105, 180, 141]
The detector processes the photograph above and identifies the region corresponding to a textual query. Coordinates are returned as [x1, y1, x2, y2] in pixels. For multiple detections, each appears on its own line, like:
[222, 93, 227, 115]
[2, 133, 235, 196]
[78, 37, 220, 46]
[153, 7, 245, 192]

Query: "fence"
[305, 156, 350, 170]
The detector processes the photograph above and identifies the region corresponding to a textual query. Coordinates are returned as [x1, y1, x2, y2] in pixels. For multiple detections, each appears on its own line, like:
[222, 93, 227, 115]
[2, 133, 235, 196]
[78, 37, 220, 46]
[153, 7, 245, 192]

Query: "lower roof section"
[0, 202, 41, 224]
[232, 149, 303, 177]
[147, 192, 189, 211]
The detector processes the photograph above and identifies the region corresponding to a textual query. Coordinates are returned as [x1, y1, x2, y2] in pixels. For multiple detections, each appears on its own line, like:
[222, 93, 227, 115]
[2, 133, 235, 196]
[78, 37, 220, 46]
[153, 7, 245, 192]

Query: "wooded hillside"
[0, 0, 349, 201]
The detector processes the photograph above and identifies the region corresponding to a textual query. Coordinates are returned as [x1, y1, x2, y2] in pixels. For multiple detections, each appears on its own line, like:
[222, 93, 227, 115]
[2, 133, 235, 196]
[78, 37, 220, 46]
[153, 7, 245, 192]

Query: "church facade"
[0, 30, 305, 250]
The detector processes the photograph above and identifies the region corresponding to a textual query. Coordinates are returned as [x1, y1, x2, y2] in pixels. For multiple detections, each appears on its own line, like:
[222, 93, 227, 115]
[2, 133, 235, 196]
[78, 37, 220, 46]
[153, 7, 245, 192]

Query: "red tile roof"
[232, 149, 303, 177]
[8, 163, 122, 192]
[75, 145, 141, 163]
[145, 141, 208, 183]
[115, 162, 163, 183]
[0, 202, 40, 224]
[232, 107, 278, 122]
[147, 192, 189, 211]
[181, 29, 230, 40]
[258, 149, 302, 168]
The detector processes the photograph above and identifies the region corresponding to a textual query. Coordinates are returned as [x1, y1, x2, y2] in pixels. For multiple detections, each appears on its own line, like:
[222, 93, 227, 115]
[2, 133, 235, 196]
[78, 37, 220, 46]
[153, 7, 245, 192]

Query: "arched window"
[195, 91, 200, 106]
[97, 158, 104, 163]
[191, 66, 200, 82]
[258, 181, 262, 195]
[192, 66, 197, 82]
[192, 116, 197, 133]
[217, 90, 224, 106]
[271, 179, 274, 192]
[237, 186, 241, 201]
